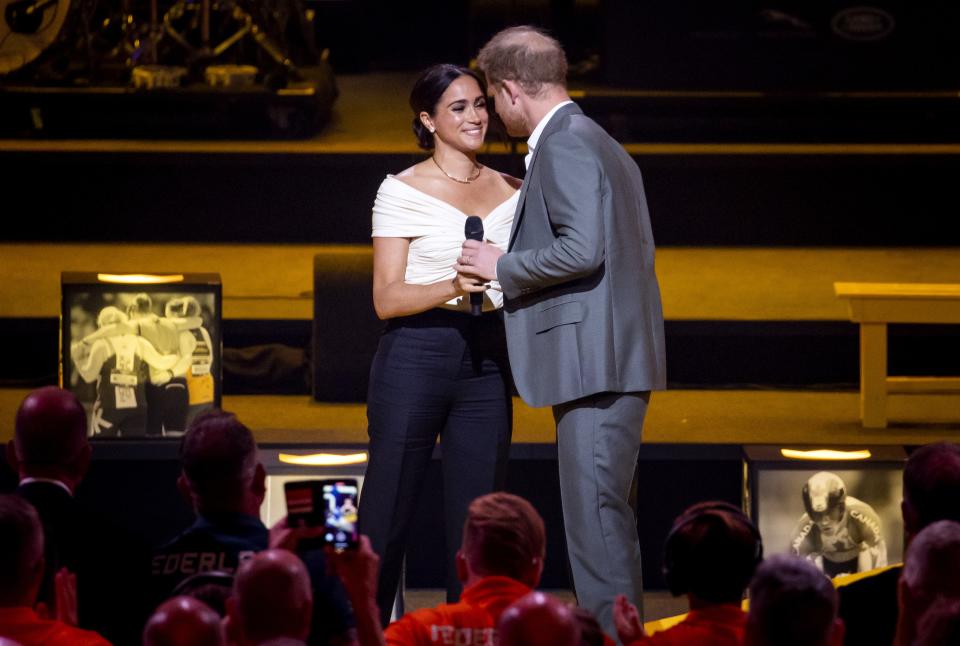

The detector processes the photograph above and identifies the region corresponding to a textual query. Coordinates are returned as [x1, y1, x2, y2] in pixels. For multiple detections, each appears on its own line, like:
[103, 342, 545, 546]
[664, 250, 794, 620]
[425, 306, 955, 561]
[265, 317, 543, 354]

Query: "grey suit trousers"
[553, 391, 649, 639]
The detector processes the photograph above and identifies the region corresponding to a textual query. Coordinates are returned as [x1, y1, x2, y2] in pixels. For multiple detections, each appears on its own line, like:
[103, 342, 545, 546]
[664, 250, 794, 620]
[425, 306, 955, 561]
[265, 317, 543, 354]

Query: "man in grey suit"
[455, 26, 667, 638]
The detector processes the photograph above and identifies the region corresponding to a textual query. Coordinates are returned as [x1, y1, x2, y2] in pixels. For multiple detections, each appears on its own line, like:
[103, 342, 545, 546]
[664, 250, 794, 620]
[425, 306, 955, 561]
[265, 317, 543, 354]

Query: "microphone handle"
[470, 291, 483, 317]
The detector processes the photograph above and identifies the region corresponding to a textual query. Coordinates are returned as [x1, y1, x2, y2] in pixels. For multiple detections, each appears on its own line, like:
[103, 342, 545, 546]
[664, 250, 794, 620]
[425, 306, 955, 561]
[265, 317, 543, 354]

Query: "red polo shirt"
[631, 603, 746, 646]
[0, 607, 112, 645]
[385, 576, 531, 646]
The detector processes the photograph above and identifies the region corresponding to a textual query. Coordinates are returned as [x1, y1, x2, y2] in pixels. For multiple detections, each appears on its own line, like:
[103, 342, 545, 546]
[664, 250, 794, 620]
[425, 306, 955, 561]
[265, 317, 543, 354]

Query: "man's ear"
[455, 550, 469, 584]
[902, 499, 919, 543]
[176, 473, 193, 505]
[251, 463, 266, 498]
[501, 79, 522, 104]
[73, 442, 92, 484]
[6, 440, 20, 474]
[830, 617, 846, 646]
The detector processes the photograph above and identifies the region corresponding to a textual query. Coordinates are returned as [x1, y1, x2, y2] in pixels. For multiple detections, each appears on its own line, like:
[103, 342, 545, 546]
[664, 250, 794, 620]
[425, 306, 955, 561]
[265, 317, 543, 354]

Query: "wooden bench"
[835, 282, 960, 428]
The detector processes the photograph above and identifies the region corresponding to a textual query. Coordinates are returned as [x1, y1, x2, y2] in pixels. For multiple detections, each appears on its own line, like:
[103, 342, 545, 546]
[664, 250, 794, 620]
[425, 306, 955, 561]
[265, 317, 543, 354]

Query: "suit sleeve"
[497, 130, 605, 298]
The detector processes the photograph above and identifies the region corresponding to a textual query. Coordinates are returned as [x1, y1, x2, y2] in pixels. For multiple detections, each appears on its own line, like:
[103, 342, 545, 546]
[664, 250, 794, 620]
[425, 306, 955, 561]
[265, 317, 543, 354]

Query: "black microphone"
[464, 215, 484, 317]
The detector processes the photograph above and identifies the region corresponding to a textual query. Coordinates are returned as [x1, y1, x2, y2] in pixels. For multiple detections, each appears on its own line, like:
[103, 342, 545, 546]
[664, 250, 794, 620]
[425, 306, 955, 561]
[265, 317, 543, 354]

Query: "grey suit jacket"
[497, 103, 666, 408]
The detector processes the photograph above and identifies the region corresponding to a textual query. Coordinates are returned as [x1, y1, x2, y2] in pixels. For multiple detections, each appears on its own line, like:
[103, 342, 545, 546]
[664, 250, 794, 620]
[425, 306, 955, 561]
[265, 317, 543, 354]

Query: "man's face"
[490, 82, 529, 138]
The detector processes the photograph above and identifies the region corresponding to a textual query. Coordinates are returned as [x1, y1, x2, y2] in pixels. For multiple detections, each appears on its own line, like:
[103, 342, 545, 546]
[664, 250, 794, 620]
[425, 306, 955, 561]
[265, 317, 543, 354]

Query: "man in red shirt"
[614, 501, 763, 646]
[0, 495, 110, 646]
[384, 492, 546, 646]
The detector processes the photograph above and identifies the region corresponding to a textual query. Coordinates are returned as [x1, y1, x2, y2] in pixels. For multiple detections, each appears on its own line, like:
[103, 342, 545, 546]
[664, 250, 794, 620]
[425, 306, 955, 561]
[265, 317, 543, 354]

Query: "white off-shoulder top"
[371, 175, 518, 312]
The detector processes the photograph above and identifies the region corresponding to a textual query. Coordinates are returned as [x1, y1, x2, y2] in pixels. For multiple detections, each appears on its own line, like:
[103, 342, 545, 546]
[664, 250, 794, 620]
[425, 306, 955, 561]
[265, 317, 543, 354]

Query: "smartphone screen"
[321, 479, 360, 551]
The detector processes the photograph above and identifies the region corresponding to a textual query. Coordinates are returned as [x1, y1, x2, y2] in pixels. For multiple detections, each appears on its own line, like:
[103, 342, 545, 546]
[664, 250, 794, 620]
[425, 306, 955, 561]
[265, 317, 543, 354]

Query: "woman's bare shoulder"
[498, 172, 523, 191]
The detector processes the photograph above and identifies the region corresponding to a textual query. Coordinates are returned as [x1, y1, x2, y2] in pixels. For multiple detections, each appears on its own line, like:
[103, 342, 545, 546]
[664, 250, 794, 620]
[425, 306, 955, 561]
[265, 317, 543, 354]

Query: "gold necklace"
[432, 156, 482, 184]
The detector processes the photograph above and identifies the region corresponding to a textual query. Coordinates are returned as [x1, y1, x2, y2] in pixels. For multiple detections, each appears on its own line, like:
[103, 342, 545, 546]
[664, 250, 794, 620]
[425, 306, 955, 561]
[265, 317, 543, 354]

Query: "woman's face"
[423, 75, 488, 153]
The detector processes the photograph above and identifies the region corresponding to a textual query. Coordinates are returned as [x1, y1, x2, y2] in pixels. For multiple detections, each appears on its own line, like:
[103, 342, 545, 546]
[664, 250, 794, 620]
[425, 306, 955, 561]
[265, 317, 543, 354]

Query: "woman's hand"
[452, 272, 489, 297]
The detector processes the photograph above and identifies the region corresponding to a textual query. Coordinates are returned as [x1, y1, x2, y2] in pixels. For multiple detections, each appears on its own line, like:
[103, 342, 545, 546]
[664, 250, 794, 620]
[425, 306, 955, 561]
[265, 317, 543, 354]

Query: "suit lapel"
[508, 102, 583, 250]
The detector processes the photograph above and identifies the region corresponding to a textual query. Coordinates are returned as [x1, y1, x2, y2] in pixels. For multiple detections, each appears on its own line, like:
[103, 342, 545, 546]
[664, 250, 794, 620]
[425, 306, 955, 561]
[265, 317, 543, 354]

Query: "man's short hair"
[904, 443, 960, 531]
[748, 554, 838, 646]
[14, 386, 88, 467]
[461, 492, 545, 578]
[662, 501, 762, 603]
[0, 494, 43, 603]
[179, 410, 257, 502]
[476, 25, 567, 96]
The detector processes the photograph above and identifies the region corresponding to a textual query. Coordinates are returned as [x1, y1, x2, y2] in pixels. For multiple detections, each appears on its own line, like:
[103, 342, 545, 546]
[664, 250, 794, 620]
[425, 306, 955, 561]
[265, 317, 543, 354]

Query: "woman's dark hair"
[409, 64, 486, 150]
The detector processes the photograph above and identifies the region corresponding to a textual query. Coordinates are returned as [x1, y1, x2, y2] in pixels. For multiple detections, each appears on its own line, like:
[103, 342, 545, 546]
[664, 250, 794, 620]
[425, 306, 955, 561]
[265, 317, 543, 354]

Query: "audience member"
[498, 591, 581, 646]
[226, 549, 313, 646]
[893, 519, 960, 646]
[170, 571, 234, 617]
[914, 596, 960, 646]
[836, 441, 960, 644]
[6, 386, 148, 644]
[150, 409, 354, 645]
[0, 494, 109, 645]
[614, 501, 762, 646]
[572, 606, 615, 646]
[142, 596, 224, 646]
[746, 554, 844, 646]
[377, 492, 546, 646]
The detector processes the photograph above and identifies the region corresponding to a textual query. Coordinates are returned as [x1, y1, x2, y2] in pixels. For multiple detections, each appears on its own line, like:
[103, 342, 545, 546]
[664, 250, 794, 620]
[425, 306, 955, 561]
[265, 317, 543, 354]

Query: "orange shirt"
[0, 607, 112, 646]
[631, 604, 746, 646]
[385, 576, 531, 646]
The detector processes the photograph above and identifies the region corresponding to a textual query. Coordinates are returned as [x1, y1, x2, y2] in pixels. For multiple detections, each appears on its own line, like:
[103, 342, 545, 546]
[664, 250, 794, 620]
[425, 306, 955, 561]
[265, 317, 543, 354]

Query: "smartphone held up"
[284, 478, 360, 551]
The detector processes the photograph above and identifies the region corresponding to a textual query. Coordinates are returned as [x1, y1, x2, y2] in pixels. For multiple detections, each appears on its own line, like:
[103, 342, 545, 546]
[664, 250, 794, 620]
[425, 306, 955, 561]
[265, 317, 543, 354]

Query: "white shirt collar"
[19, 477, 73, 496]
[525, 100, 574, 169]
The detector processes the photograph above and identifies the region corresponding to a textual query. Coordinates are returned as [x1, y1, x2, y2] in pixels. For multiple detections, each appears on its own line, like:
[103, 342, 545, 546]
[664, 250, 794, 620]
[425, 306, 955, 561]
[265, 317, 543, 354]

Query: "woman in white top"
[359, 63, 521, 623]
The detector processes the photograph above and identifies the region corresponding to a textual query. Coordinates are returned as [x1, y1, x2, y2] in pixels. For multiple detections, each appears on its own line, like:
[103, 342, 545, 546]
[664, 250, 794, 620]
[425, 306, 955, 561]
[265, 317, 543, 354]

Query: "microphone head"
[464, 215, 484, 241]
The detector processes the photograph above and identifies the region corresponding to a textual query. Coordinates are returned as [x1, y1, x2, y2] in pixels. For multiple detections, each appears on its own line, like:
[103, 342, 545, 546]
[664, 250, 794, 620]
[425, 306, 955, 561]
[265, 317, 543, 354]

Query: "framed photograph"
[746, 446, 906, 578]
[61, 272, 222, 438]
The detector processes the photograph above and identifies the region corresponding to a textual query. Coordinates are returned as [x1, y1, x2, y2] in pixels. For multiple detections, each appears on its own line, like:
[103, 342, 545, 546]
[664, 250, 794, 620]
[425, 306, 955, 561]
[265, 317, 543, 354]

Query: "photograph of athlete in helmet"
[755, 468, 903, 578]
[65, 289, 219, 438]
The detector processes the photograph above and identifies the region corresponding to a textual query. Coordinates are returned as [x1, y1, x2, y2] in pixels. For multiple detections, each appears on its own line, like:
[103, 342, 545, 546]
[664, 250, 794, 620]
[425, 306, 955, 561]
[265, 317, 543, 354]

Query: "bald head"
[902, 520, 960, 601]
[747, 555, 840, 646]
[11, 387, 88, 477]
[498, 592, 580, 646]
[229, 549, 312, 645]
[143, 596, 224, 646]
[903, 443, 960, 539]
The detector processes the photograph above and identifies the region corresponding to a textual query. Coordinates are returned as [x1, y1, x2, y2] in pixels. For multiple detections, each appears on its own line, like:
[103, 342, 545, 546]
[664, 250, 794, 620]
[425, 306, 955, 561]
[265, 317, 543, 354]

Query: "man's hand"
[613, 594, 645, 645]
[269, 515, 325, 552]
[455, 240, 503, 282]
[327, 535, 386, 646]
[36, 568, 78, 626]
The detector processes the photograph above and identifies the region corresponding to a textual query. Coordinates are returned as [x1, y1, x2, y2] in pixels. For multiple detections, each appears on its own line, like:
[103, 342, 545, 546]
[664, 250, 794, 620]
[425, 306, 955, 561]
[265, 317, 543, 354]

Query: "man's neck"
[525, 88, 572, 133]
[19, 474, 74, 495]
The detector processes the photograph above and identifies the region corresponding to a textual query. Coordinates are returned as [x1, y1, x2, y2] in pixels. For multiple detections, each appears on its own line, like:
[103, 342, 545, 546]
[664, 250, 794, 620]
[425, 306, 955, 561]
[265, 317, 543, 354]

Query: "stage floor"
[2, 243, 960, 321]
[1, 387, 956, 447]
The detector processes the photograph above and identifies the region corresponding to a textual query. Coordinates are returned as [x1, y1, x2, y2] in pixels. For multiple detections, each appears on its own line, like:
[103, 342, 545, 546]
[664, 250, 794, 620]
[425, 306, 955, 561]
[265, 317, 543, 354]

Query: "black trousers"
[359, 308, 513, 624]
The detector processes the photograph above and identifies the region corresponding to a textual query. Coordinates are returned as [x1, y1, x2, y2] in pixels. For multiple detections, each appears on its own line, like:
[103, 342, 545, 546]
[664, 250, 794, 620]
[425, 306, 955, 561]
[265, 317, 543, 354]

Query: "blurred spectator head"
[170, 570, 234, 617]
[178, 410, 265, 517]
[7, 386, 90, 493]
[142, 596, 224, 646]
[662, 500, 762, 604]
[903, 442, 960, 542]
[498, 591, 580, 646]
[897, 519, 960, 645]
[0, 495, 44, 607]
[227, 549, 312, 646]
[746, 554, 843, 646]
[457, 492, 545, 588]
[570, 605, 606, 646]
[915, 596, 960, 646]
